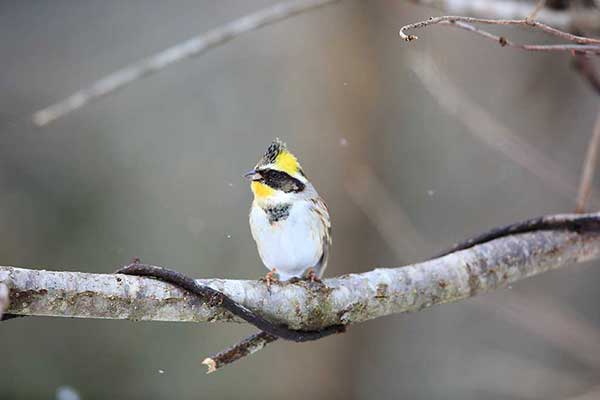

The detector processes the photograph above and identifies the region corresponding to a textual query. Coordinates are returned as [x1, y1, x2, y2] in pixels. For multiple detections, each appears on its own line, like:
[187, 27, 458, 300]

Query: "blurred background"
[2, 0, 600, 398]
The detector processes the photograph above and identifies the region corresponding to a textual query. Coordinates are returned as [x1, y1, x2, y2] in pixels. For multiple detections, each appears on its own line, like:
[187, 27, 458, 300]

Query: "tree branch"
[31, 0, 340, 127]
[202, 331, 278, 373]
[32, 0, 600, 126]
[399, 16, 600, 53]
[115, 263, 345, 342]
[3, 212, 600, 372]
[410, 0, 600, 32]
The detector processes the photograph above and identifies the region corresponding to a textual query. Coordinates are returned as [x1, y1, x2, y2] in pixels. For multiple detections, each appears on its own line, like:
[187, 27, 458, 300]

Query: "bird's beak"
[243, 169, 260, 180]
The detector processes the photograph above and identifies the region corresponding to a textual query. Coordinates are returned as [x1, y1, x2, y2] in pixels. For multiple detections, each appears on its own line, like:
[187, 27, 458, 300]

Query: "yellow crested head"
[273, 150, 300, 176]
[246, 139, 307, 201]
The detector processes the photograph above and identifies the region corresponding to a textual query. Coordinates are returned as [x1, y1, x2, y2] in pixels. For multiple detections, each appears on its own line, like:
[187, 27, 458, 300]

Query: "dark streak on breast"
[265, 204, 291, 224]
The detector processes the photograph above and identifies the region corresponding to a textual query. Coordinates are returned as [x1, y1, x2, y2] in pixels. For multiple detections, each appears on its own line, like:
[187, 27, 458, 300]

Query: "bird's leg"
[261, 268, 280, 289]
[305, 267, 321, 283]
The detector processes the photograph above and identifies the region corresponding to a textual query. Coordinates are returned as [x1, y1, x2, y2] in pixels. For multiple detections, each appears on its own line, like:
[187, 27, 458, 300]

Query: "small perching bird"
[245, 139, 331, 283]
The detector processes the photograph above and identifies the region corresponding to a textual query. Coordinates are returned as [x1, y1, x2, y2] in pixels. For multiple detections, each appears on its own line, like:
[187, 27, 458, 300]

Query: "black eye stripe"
[259, 169, 305, 193]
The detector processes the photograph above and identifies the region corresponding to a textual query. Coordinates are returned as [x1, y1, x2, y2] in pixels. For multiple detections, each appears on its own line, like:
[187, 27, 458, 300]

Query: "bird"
[244, 138, 331, 283]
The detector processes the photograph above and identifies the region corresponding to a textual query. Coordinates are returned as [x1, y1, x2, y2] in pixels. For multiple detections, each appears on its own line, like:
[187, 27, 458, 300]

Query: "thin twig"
[410, 0, 600, 32]
[32, 0, 340, 127]
[576, 110, 600, 213]
[202, 332, 278, 374]
[399, 16, 600, 53]
[402, 16, 600, 43]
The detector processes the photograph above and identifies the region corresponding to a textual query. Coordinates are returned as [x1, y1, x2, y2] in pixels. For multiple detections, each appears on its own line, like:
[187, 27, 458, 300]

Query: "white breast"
[249, 201, 323, 280]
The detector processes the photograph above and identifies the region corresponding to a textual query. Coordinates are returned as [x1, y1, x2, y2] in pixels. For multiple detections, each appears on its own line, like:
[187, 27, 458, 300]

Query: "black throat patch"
[265, 204, 291, 224]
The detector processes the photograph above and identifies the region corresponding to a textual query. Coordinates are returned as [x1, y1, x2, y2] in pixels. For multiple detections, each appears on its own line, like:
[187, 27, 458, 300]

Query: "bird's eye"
[259, 169, 305, 193]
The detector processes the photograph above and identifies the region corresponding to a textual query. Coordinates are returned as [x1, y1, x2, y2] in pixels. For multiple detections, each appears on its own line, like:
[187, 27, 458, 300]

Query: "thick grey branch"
[3, 213, 600, 330]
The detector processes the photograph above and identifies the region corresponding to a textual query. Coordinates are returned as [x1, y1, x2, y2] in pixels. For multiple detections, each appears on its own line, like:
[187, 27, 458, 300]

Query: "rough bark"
[2, 223, 599, 330]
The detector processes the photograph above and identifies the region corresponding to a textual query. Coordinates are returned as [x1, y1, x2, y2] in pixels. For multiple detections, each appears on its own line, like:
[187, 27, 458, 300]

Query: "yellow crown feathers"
[259, 138, 302, 176]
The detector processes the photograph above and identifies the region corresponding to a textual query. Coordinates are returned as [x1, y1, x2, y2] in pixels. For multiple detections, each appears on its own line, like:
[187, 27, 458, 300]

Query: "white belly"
[249, 201, 322, 280]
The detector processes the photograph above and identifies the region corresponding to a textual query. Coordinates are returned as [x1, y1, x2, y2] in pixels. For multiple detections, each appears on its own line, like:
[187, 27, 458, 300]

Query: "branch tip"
[202, 358, 217, 374]
[405, 34, 418, 41]
[399, 15, 600, 53]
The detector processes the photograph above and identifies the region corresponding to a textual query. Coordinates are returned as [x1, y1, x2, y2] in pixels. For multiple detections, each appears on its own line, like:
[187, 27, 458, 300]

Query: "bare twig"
[31, 1, 600, 126]
[576, 110, 600, 213]
[410, 0, 600, 32]
[202, 332, 277, 374]
[400, 16, 600, 43]
[32, 0, 340, 127]
[3, 212, 600, 372]
[399, 16, 600, 53]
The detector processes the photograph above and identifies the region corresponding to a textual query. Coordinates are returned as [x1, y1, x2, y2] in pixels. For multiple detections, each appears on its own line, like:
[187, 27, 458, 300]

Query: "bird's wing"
[311, 197, 332, 278]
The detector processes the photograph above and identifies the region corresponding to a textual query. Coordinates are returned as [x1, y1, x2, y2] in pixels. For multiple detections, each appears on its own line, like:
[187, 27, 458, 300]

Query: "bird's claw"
[261, 268, 280, 292]
[305, 268, 321, 283]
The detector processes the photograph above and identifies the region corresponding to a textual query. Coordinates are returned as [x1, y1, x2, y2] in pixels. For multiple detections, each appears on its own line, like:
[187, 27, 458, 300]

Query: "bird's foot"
[304, 268, 321, 283]
[261, 268, 280, 289]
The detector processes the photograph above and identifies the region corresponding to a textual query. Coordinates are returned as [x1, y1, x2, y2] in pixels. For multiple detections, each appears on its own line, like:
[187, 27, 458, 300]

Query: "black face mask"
[258, 169, 305, 193]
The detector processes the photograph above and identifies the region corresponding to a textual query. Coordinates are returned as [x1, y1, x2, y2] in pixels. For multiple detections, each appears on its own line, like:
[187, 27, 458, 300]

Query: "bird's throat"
[251, 181, 276, 200]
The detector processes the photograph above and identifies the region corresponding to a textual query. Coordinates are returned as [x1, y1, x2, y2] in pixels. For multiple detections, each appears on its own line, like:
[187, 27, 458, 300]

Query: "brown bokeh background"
[1, 1, 600, 399]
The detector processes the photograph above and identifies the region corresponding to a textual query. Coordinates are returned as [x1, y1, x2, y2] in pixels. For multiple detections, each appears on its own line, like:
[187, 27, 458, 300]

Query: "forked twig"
[400, 16, 600, 53]
[409, 0, 600, 32]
